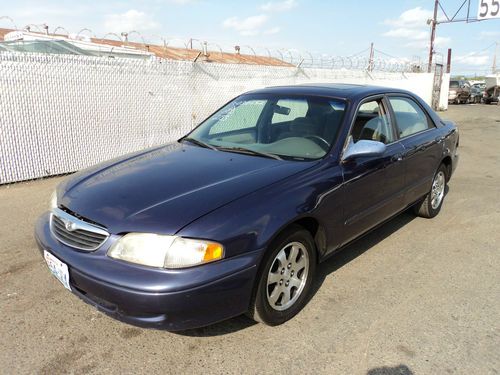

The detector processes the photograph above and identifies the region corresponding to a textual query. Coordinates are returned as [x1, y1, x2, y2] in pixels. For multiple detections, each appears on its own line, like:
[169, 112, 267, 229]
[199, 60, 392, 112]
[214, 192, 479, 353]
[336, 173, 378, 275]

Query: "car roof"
[244, 83, 414, 100]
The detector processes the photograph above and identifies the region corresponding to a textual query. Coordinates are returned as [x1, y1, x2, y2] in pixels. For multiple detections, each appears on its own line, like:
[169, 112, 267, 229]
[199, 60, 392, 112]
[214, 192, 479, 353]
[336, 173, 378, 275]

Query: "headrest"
[307, 101, 334, 118]
[290, 117, 316, 134]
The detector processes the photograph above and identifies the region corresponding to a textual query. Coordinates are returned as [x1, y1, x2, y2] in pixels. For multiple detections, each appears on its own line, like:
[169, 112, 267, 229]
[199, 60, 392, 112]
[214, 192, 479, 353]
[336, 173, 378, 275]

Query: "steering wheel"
[305, 135, 330, 151]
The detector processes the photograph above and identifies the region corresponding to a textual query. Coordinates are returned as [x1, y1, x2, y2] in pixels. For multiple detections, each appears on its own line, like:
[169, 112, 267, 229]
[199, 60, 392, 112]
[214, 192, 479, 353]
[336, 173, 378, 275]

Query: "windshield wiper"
[180, 137, 218, 151]
[216, 146, 282, 160]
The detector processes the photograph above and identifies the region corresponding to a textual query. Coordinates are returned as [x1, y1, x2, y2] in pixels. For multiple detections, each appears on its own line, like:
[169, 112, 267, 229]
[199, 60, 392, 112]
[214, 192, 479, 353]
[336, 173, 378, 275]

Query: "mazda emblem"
[64, 220, 77, 232]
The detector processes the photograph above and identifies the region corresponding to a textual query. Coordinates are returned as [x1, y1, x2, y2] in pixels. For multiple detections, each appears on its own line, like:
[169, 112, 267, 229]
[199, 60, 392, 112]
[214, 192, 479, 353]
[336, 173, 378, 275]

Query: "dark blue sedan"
[35, 84, 459, 330]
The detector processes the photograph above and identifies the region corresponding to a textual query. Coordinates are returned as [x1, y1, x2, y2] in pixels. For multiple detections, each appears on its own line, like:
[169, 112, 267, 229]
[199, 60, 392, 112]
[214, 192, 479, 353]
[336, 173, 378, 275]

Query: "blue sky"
[1, 0, 499, 75]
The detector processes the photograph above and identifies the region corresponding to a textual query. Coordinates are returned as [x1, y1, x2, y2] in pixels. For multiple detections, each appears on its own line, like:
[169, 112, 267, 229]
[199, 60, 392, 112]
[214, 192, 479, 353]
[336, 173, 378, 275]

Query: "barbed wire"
[0, 16, 429, 73]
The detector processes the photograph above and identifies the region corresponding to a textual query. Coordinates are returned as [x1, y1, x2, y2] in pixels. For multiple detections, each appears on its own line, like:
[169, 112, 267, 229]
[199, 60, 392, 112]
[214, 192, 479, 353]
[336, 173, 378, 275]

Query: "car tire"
[414, 164, 448, 219]
[247, 225, 317, 326]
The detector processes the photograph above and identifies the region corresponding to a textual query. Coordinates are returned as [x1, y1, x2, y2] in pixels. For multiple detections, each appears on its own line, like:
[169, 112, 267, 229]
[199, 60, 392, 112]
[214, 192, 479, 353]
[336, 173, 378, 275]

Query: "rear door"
[386, 95, 443, 206]
[340, 96, 405, 245]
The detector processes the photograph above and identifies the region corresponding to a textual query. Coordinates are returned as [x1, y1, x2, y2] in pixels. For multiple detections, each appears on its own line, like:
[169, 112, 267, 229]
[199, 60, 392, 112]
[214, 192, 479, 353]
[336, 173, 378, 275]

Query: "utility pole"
[493, 42, 498, 74]
[428, 0, 439, 72]
[446, 48, 452, 73]
[368, 42, 374, 72]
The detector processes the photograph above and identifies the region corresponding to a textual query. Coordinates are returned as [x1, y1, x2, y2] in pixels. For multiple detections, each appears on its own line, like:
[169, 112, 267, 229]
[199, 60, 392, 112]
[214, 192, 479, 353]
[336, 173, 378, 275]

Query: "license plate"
[44, 250, 71, 291]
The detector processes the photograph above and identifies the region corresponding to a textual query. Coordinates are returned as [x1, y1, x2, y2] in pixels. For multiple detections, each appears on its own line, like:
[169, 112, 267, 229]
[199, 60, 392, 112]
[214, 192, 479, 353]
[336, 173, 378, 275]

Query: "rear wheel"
[248, 225, 317, 326]
[414, 164, 447, 218]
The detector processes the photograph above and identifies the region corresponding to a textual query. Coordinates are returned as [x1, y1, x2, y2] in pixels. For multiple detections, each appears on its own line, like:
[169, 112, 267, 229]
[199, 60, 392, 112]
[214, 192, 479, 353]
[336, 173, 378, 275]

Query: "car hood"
[58, 142, 316, 234]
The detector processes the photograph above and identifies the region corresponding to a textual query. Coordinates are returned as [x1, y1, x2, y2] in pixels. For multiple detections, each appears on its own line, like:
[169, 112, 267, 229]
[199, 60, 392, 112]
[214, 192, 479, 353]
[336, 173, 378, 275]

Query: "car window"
[351, 99, 395, 144]
[208, 99, 266, 136]
[271, 99, 308, 124]
[450, 81, 459, 88]
[389, 97, 433, 138]
[188, 95, 347, 160]
[358, 101, 380, 113]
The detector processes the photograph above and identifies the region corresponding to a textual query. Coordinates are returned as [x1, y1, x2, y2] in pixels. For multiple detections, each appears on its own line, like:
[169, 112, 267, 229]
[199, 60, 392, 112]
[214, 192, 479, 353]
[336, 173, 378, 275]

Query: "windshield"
[185, 94, 347, 160]
[450, 81, 459, 88]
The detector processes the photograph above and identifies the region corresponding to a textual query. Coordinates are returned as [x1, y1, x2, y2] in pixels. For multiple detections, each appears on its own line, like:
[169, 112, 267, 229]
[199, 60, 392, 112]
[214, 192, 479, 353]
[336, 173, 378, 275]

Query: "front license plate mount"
[44, 250, 71, 291]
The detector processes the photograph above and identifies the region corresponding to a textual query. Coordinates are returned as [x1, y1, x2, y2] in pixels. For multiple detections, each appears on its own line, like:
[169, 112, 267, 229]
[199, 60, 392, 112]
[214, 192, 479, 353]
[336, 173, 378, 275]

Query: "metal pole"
[446, 48, 452, 73]
[428, 0, 439, 73]
[368, 42, 374, 72]
[493, 42, 498, 74]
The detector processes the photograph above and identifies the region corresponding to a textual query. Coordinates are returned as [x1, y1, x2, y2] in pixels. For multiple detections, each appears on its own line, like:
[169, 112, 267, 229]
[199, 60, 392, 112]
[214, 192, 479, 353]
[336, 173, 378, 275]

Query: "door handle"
[391, 154, 403, 162]
[435, 136, 445, 144]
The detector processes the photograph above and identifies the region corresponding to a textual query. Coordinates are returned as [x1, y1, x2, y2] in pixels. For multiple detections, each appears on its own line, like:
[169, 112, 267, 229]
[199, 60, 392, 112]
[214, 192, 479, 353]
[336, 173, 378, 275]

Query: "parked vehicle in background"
[448, 80, 471, 104]
[35, 84, 460, 331]
[483, 86, 499, 104]
[483, 75, 499, 105]
[469, 86, 484, 104]
[472, 82, 486, 91]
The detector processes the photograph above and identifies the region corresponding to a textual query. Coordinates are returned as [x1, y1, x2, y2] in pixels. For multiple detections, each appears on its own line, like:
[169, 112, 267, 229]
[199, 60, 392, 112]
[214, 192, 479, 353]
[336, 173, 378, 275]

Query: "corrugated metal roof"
[0, 28, 292, 67]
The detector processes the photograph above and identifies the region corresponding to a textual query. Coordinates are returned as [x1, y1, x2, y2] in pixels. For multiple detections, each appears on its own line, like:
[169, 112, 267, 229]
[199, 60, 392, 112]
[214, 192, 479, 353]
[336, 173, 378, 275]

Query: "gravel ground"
[0, 104, 499, 375]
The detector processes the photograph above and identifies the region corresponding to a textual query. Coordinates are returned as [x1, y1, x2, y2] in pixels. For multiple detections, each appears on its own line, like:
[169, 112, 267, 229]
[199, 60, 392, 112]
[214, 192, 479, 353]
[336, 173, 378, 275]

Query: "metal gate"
[431, 63, 444, 110]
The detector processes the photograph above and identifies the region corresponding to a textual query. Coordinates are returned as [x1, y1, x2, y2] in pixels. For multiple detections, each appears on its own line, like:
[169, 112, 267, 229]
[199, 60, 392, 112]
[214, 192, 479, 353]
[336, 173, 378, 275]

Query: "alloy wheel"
[266, 241, 309, 311]
[431, 171, 446, 209]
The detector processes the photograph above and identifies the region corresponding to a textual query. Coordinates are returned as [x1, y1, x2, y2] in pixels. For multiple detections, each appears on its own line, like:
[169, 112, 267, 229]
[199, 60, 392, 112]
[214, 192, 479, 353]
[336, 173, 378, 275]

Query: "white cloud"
[383, 7, 451, 51]
[402, 35, 451, 49]
[454, 52, 490, 66]
[222, 0, 292, 37]
[260, 0, 298, 12]
[384, 7, 432, 28]
[434, 36, 451, 47]
[479, 30, 500, 39]
[164, 0, 198, 4]
[103, 10, 159, 33]
[264, 26, 281, 35]
[384, 28, 428, 40]
[222, 14, 269, 36]
[4, 4, 92, 31]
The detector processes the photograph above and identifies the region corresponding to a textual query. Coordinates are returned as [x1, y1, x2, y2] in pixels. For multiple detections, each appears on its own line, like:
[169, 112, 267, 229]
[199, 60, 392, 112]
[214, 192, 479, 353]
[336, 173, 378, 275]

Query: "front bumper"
[35, 213, 260, 331]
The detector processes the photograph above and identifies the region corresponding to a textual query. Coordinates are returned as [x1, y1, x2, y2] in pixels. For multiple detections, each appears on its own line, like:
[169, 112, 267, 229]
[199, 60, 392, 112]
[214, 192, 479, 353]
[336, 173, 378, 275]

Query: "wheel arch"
[441, 155, 452, 181]
[265, 216, 327, 264]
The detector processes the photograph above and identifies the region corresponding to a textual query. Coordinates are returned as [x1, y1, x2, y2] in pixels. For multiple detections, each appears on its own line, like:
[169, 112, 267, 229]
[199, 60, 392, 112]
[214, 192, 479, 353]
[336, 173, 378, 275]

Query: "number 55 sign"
[478, 0, 500, 19]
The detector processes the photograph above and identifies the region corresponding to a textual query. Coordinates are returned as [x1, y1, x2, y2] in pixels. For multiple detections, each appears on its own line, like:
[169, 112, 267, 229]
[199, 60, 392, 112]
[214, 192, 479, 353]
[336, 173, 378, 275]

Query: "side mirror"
[342, 138, 386, 162]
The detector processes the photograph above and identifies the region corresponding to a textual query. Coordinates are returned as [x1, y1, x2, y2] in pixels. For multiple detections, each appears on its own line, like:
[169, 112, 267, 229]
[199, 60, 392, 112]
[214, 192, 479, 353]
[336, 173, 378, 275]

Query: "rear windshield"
[450, 81, 459, 88]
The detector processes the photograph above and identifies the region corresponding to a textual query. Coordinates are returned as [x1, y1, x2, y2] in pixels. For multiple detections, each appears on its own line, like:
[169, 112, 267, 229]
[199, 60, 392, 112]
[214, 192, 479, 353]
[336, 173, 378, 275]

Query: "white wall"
[0, 52, 436, 184]
[439, 73, 451, 111]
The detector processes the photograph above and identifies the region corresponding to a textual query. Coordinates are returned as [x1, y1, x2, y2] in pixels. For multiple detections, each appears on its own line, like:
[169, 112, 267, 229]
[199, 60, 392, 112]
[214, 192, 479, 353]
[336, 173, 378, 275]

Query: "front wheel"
[248, 226, 317, 326]
[414, 164, 447, 218]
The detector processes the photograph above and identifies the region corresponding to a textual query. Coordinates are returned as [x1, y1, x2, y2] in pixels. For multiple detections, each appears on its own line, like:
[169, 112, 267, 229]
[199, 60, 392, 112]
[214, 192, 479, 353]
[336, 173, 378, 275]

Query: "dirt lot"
[0, 104, 499, 375]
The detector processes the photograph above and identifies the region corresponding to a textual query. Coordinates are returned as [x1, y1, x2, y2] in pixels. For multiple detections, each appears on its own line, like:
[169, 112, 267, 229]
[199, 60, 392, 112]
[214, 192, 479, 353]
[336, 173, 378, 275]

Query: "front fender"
[176, 162, 344, 264]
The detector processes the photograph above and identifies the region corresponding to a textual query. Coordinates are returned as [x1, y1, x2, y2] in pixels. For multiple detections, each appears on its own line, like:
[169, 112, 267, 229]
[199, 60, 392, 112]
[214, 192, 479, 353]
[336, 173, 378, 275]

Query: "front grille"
[50, 209, 109, 251]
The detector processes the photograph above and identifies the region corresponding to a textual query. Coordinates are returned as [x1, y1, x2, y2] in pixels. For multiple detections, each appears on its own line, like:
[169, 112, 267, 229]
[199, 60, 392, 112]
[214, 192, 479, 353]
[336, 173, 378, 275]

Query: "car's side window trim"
[385, 93, 437, 141]
[381, 96, 399, 143]
[342, 95, 382, 156]
[341, 94, 398, 157]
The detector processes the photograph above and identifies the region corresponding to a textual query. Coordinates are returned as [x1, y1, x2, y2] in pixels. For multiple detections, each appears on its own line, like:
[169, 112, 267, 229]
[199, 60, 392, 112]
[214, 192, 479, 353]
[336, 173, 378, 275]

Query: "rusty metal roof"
[0, 28, 292, 67]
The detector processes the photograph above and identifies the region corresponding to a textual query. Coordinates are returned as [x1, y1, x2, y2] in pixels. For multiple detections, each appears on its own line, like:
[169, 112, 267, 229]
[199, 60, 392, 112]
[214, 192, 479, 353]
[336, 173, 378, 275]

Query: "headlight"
[50, 191, 58, 210]
[107, 233, 224, 269]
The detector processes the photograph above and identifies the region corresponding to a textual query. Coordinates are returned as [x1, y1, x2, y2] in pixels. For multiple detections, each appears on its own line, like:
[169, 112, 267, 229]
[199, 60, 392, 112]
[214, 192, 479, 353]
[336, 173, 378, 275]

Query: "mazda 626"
[35, 84, 459, 330]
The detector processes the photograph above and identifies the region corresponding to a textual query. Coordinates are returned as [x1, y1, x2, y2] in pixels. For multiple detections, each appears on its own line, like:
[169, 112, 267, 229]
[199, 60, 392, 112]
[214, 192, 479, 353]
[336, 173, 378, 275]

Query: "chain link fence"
[0, 52, 435, 184]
